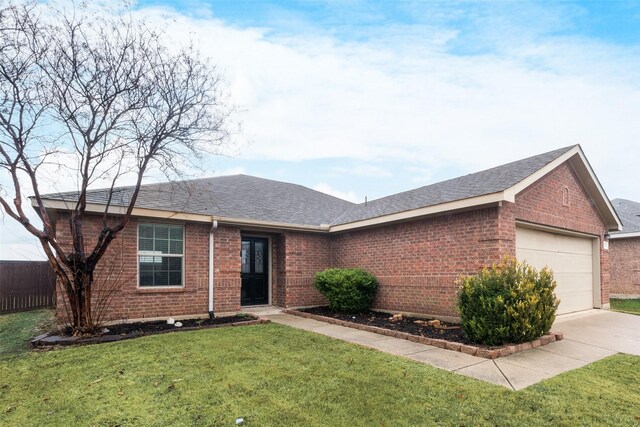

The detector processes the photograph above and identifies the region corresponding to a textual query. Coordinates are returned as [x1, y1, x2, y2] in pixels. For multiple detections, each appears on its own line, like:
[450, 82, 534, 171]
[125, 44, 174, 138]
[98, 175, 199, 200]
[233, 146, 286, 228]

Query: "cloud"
[312, 183, 359, 203]
[330, 163, 393, 178]
[0, 242, 47, 261]
[2, 1, 640, 256]
[129, 4, 639, 201]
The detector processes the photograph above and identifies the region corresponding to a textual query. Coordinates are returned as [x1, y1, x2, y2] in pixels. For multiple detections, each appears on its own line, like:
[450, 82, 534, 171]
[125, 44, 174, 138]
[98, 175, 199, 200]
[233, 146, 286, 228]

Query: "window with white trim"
[138, 224, 184, 287]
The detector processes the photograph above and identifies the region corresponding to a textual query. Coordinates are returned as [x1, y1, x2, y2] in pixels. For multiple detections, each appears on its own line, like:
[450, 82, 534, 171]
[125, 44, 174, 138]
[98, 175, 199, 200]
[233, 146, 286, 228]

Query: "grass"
[1, 319, 639, 426]
[610, 298, 640, 315]
[0, 309, 55, 360]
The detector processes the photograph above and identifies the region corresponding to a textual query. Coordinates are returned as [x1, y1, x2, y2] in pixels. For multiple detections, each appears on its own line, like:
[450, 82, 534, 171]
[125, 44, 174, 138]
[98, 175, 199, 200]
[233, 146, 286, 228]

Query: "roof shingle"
[330, 145, 575, 225]
[611, 198, 640, 234]
[40, 145, 577, 227]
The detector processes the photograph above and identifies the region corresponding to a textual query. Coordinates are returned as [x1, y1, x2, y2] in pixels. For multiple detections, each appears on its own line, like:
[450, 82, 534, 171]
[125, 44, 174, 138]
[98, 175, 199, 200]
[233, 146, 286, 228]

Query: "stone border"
[31, 317, 270, 348]
[284, 309, 563, 359]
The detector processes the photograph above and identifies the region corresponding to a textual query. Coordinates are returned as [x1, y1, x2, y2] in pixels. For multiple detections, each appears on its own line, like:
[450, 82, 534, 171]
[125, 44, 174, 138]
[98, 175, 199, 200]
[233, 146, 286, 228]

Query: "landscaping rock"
[445, 342, 462, 352]
[459, 345, 478, 356]
[286, 308, 562, 360]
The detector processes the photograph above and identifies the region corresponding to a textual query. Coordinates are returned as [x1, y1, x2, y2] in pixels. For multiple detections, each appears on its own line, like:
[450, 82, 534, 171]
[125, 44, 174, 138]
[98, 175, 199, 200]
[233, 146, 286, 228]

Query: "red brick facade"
[274, 232, 331, 308]
[513, 162, 610, 306]
[55, 214, 214, 322]
[330, 207, 510, 318]
[610, 237, 640, 297]
[53, 160, 613, 322]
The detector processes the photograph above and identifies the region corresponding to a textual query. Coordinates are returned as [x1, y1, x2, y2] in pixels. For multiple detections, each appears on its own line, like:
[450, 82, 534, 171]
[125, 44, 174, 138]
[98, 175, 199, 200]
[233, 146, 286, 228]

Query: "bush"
[313, 268, 378, 313]
[457, 258, 560, 346]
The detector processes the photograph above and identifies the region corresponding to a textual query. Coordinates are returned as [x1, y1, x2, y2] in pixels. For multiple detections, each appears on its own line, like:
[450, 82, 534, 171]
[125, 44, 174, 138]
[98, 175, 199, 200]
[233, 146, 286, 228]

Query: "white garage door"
[516, 226, 594, 315]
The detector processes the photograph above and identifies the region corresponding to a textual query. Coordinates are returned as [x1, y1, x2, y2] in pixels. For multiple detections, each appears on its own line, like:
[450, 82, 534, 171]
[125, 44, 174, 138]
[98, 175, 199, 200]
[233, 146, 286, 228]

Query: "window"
[138, 224, 184, 287]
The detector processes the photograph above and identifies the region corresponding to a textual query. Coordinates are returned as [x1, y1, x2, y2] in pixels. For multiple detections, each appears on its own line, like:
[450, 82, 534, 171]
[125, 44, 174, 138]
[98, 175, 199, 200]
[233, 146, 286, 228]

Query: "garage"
[516, 226, 596, 315]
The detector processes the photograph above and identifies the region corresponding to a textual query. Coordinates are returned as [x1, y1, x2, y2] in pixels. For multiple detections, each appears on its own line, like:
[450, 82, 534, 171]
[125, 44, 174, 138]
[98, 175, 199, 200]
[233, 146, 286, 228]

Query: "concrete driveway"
[553, 309, 640, 356]
[266, 309, 639, 391]
[464, 309, 640, 389]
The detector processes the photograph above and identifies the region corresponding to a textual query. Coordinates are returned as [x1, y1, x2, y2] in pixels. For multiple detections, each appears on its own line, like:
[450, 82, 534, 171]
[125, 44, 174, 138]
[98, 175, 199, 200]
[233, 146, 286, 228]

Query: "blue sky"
[141, 1, 640, 46]
[2, 0, 640, 259]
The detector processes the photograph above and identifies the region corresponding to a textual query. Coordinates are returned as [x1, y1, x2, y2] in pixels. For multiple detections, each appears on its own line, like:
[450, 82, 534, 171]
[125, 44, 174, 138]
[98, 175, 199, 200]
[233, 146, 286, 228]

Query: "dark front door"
[241, 237, 269, 306]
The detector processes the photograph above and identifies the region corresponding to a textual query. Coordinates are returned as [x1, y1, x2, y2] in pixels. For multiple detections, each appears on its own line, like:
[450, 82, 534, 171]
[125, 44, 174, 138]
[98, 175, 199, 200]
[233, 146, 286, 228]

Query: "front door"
[241, 237, 269, 306]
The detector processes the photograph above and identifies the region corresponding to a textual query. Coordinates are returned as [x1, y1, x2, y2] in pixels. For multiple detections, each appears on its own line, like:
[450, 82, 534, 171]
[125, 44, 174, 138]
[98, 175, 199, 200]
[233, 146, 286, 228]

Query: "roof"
[41, 175, 356, 227]
[36, 145, 622, 232]
[611, 198, 640, 236]
[331, 146, 575, 225]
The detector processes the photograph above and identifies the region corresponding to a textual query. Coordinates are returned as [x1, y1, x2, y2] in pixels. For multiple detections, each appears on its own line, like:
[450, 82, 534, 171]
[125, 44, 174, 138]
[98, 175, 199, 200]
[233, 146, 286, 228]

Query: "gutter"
[610, 231, 640, 239]
[209, 218, 218, 319]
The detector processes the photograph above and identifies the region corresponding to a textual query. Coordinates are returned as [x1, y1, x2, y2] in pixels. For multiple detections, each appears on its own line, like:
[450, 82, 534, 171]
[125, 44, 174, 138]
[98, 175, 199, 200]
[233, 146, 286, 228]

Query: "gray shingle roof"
[44, 175, 356, 227]
[41, 145, 577, 228]
[330, 145, 576, 225]
[611, 198, 640, 234]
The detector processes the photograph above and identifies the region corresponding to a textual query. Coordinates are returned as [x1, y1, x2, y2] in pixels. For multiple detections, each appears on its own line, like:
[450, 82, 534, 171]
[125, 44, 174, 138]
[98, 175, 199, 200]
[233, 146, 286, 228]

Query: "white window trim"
[137, 223, 185, 289]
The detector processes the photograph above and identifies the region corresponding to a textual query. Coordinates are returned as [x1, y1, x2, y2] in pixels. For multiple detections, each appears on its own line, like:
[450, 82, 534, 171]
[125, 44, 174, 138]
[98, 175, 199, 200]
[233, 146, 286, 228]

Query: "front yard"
[0, 309, 54, 360]
[1, 311, 639, 426]
[611, 298, 640, 315]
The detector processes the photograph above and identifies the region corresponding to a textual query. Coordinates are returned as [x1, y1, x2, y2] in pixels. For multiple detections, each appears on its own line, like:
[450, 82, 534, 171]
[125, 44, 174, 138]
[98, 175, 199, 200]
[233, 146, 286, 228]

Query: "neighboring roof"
[40, 175, 356, 228]
[35, 144, 622, 232]
[611, 198, 640, 237]
[331, 146, 575, 225]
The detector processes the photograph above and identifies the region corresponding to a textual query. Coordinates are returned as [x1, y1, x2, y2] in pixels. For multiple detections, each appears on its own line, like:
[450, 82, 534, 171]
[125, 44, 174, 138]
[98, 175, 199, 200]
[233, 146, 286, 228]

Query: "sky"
[1, 0, 640, 260]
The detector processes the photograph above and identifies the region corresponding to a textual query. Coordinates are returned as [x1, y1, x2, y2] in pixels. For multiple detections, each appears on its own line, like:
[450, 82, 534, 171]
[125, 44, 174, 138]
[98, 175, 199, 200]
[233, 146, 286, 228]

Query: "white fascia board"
[610, 232, 640, 239]
[35, 198, 214, 223]
[508, 146, 581, 199]
[572, 149, 623, 231]
[328, 192, 505, 233]
[35, 198, 330, 232]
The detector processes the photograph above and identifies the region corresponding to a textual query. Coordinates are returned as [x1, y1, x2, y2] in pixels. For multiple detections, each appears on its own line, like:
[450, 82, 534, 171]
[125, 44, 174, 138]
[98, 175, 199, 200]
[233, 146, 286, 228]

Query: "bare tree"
[0, 2, 230, 334]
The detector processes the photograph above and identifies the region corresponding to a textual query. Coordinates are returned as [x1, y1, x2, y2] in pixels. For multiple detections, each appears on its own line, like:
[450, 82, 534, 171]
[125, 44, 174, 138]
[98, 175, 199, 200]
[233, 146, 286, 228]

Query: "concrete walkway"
[265, 310, 639, 391]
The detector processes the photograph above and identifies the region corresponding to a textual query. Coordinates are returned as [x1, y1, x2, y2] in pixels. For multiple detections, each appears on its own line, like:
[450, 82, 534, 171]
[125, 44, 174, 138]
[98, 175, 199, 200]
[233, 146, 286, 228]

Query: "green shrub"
[314, 268, 378, 313]
[457, 258, 560, 346]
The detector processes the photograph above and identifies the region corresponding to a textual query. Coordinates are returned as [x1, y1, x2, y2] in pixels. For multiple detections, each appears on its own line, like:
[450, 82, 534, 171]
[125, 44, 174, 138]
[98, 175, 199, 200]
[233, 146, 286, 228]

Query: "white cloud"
[312, 183, 359, 203]
[2, 2, 640, 257]
[128, 6, 640, 202]
[0, 242, 47, 261]
[330, 164, 393, 178]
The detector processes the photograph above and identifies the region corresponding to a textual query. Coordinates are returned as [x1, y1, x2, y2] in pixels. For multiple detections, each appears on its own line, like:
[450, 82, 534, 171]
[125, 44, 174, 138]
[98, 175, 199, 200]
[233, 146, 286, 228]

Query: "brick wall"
[610, 237, 640, 297]
[54, 213, 243, 322]
[277, 231, 330, 307]
[212, 226, 242, 313]
[514, 162, 610, 305]
[52, 160, 614, 322]
[272, 234, 286, 307]
[329, 206, 513, 318]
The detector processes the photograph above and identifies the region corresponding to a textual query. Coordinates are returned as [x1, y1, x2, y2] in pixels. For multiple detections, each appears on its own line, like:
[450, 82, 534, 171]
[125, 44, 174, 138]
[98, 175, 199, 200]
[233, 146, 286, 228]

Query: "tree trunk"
[65, 268, 95, 335]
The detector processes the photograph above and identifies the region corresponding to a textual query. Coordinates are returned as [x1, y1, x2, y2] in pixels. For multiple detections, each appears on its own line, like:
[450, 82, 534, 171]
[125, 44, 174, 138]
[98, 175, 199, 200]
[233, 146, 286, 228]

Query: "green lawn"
[0, 309, 55, 360]
[611, 298, 640, 315]
[1, 314, 639, 426]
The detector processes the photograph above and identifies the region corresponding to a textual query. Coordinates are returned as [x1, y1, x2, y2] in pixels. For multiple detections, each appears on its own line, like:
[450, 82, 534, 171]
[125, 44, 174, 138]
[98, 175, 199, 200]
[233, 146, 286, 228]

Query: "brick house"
[610, 199, 640, 298]
[37, 145, 621, 322]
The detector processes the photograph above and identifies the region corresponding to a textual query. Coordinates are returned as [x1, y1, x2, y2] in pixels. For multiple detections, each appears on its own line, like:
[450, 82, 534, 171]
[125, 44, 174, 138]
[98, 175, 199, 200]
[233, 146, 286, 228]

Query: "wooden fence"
[0, 261, 56, 314]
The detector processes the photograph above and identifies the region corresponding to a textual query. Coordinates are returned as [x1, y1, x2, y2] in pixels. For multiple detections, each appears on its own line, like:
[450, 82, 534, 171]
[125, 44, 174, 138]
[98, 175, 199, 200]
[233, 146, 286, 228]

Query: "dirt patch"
[292, 307, 563, 359]
[73, 314, 255, 336]
[301, 306, 475, 345]
[32, 314, 267, 347]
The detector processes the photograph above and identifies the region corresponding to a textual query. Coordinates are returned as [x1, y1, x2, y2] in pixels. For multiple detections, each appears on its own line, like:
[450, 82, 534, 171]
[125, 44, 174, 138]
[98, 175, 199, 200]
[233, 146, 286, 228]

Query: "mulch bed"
[32, 314, 269, 348]
[302, 306, 474, 345]
[290, 307, 563, 359]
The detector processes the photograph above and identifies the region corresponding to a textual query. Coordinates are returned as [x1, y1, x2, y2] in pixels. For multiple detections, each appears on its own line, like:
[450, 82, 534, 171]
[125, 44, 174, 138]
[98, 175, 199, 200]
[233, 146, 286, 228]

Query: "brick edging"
[283, 309, 563, 359]
[31, 317, 270, 348]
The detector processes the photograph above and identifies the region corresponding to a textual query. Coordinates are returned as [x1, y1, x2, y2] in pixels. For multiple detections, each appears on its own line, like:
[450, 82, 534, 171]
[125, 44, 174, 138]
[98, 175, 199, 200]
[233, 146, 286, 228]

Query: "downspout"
[209, 218, 218, 319]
